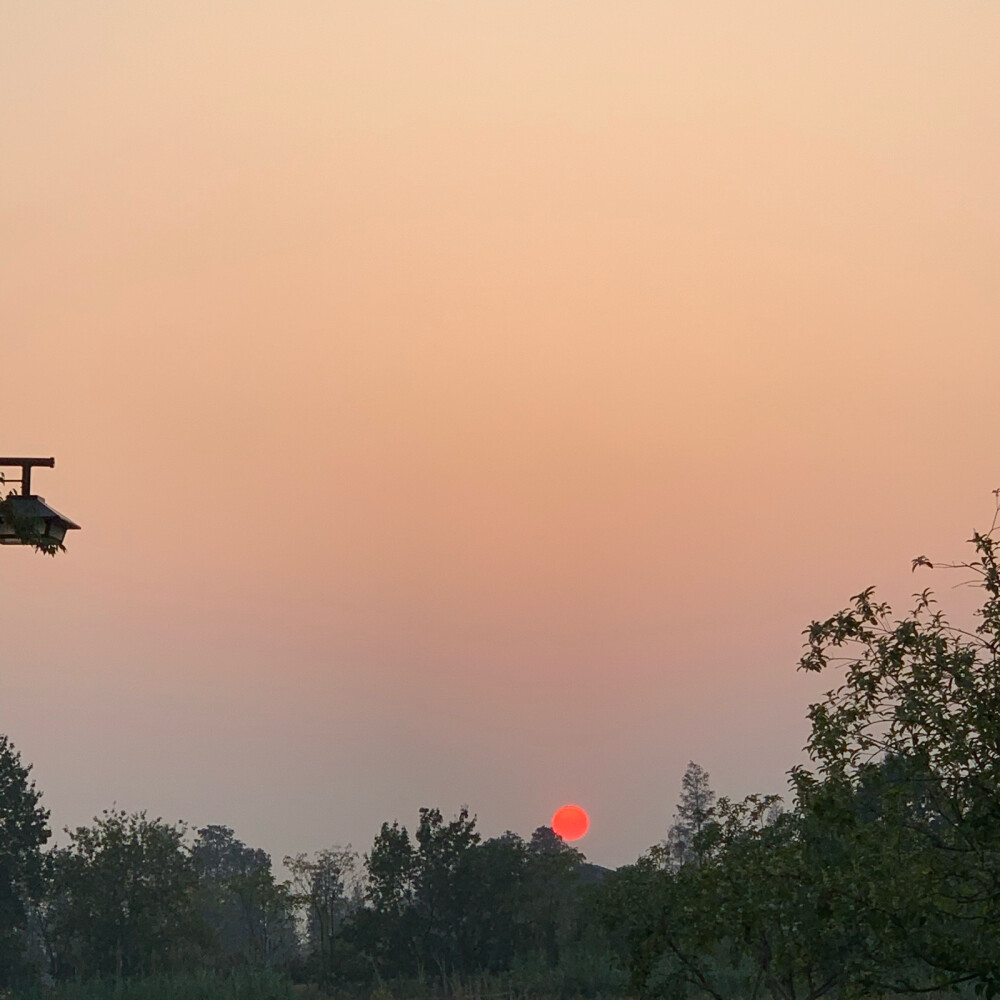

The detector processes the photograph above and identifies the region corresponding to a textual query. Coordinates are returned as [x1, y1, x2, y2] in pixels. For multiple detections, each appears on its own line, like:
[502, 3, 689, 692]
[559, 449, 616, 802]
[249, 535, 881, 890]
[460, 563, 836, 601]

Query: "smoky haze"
[1, 1, 998, 870]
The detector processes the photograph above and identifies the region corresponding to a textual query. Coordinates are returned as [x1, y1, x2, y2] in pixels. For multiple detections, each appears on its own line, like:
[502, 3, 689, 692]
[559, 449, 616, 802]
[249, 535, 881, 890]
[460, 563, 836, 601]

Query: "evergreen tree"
[658, 761, 716, 870]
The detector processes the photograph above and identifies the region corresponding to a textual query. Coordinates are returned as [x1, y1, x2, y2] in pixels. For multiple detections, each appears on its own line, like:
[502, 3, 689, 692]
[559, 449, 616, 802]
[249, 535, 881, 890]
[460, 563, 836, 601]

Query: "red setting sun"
[551, 804, 590, 841]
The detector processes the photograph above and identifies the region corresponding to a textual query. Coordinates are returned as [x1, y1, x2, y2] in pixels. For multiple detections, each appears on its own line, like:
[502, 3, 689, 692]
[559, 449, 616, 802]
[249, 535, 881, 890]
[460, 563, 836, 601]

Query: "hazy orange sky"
[2, 2, 998, 868]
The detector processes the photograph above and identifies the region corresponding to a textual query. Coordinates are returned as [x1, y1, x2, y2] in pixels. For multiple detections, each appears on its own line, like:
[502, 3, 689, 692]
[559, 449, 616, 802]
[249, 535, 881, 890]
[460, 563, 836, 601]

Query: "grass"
[11, 968, 295, 1000]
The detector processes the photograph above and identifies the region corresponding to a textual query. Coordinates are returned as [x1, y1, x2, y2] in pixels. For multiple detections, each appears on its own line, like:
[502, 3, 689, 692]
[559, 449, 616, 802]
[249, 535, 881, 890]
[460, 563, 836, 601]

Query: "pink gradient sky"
[2, 2, 998, 868]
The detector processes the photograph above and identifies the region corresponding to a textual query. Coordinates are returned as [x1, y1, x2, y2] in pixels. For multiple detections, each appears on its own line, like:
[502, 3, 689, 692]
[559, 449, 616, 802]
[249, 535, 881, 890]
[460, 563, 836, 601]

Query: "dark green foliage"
[283, 846, 359, 983]
[601, 499, 1000, 999]
[11, 967, 294, 1000]
[412, 805, 481, 982]
[523, 826, 587, 965]
[353, 820, 419, 978]
[794, 504, 1000, 993]
[367, 820, 416, 916]
[351, 810, 611, 993]
[655, 762, 716, 871]
[446, 831, 527, 972]
[192, 826, 296, 969]
[0, 735, 51, 987]
[48, 810, 207, 980]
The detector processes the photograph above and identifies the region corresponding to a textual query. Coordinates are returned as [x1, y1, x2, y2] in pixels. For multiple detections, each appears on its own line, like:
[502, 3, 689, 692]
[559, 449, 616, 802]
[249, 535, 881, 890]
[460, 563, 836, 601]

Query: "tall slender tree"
[285, 847, 359, 983]
[656, 762, 716, 870]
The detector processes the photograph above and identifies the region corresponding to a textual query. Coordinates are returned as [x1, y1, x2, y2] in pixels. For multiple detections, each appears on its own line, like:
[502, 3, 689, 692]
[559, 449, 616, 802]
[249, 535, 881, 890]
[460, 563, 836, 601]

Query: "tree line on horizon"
[2, 501, 999, 999]
[0, 760, 624, 997]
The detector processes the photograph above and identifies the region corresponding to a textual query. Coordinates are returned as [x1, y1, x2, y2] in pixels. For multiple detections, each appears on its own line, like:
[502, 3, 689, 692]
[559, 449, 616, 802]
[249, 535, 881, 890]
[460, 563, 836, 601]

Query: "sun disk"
[551, 804, 589, 841]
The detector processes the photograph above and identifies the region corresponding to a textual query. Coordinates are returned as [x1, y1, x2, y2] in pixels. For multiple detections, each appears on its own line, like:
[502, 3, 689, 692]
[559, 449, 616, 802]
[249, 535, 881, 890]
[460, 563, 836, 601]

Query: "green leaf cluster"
[605, 497, 1000, 998]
